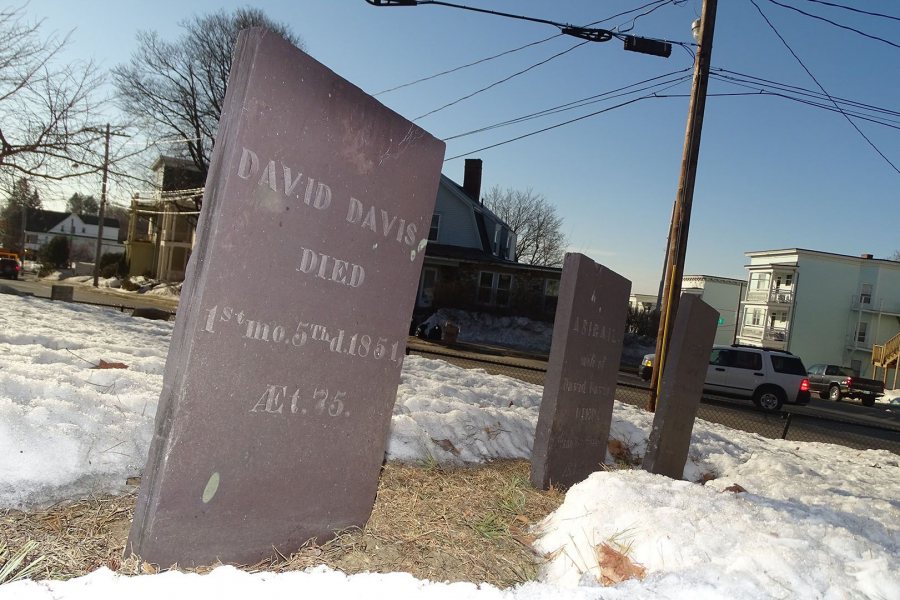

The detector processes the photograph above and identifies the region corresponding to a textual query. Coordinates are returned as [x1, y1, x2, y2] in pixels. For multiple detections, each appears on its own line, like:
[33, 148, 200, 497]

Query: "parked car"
[0, 257, 20, 280]
[639, 344, 810, 411]
[806, 364, 883, 407]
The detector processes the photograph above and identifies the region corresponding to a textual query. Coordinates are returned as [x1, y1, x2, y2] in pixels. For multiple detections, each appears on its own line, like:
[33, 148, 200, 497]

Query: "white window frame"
[477, 271, 512, 307]
[860, 283, 873, 305]
[856, 321, 868, 343]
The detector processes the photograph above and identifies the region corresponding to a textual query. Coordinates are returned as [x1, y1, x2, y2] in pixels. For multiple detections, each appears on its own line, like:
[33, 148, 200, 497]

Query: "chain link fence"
[408, 346, 900, 455]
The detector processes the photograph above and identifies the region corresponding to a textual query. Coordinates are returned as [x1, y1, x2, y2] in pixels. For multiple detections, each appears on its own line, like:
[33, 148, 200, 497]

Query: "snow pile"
[0, 296, 168, 507]
[419, 308, 553, 353]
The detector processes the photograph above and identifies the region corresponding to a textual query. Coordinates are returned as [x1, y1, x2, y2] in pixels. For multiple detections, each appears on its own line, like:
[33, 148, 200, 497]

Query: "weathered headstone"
[642, 294, 718, 479]
[127, 29, 445, 567]
[50, 285, 74, 302]
[530, 253, 631, 490]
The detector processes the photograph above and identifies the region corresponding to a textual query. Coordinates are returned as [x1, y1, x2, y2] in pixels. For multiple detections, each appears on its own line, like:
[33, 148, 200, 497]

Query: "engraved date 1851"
[202, 304, 403, 365]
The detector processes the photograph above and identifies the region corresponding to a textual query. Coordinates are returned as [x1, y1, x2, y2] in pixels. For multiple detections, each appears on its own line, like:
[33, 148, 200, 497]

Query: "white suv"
[639, 344, 810, 411]
[706, 345, 810, 410]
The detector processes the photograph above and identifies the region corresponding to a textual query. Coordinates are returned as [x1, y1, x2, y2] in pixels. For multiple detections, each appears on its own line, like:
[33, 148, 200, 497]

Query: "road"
[407, 343, 899, 454]
[0, 273, 179, 313]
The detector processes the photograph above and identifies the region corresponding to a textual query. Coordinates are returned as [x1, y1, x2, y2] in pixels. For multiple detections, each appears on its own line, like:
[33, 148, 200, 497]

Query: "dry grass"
[1, 460, 564, 587]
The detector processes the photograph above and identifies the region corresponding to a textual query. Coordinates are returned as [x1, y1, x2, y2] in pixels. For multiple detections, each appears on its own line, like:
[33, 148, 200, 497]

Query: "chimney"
[861, 253, 873, 260]
[463, 158, 483, 203]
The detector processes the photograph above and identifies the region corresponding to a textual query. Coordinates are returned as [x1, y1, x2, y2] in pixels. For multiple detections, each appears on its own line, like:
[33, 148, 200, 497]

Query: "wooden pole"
[648, 0, 717, 412]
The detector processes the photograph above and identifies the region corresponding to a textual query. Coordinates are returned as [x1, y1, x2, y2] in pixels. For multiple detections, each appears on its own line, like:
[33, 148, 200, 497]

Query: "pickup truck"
[806, 364, 884, 406]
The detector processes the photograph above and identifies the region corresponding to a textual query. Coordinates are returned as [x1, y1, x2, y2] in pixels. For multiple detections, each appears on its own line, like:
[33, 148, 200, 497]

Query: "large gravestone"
[127, 29, 445, 567]
[531, 253, 631, 489]
[642, 294, 718, 479]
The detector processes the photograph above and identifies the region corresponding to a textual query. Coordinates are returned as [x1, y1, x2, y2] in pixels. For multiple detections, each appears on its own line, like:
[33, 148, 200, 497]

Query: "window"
[428, 214, 441, 242]
[785, 274, 793, 286]
[743, 307, 764, 326]
[770, 355, 805, 375]
[709, 349, 732, 366]
[860, 283, 872, 305]
[478, 272, 511, 306]
[807, 364, 823, 375]
[732, 351, 762, 370]
[856, 321, 867, 343]
[492, 223, 501, 255]
[543, 278, 560, 313]
[750, 272, 770, 291]
[418, 268, 437, 307]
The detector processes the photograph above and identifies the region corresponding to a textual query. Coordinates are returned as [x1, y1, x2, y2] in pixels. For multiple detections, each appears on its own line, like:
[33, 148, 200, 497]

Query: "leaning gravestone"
[127, 28, 445, 567]
[642, 293, 718, 479]
[531, 253, 631, 490]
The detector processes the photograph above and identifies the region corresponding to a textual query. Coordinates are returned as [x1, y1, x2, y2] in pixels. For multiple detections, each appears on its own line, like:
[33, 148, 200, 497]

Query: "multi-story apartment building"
[735, 248, 900, 381]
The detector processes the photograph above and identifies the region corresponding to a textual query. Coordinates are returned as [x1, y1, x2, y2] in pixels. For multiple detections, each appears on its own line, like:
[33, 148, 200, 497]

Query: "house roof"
[25, 209, 118, 233]
[425, 243, 560, 275]
[151, 155, 200, 173]
[81, 214, 120, 228]
[25, 209, 69, 233]
[745, 247, 900, 267]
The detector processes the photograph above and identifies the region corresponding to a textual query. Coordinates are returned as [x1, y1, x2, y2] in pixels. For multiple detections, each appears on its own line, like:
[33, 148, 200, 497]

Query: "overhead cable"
[750, 0, 900, 174]
[766, 0, 900, 50]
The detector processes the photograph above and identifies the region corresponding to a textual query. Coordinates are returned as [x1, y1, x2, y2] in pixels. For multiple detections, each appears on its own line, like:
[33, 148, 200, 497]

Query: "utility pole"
[92, 123, 111, 287]
[648, 0, 717, 412]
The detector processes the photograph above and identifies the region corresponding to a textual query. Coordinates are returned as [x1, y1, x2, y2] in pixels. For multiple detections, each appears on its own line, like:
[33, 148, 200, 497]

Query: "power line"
[444, 69, 693, 140]
[414, 40, 589, 121]
[444, 80, 689, 161]
[800, 0, 900, 23]
[712, 68, 900, 119]
[750, 0, 900, 174]
[375, 0, 683, 98]
[668, 85, 900, 130]
[765, 0, 900, 50]
[373, 35, 560, 96]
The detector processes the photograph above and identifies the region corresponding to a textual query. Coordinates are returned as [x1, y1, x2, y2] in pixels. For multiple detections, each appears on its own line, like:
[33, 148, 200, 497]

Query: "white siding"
[432, 184, 481, 249]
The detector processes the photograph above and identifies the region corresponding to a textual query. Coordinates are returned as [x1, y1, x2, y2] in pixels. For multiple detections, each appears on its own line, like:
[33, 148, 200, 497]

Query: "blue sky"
[24, 0, 900, 293]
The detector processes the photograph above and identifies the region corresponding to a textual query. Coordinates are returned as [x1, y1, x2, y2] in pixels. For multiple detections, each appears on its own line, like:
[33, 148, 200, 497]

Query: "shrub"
[38, 236, 69, 269]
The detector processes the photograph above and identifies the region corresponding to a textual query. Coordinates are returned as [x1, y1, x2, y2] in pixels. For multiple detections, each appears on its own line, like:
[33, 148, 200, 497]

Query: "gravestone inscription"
[642, 294, 718, 479]
[530, 253, 631, 490]
[127, 28, 445, 567]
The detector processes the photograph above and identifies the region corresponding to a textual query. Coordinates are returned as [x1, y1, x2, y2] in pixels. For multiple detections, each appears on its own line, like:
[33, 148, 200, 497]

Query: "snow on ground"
[1, 293, 898, 599]
[418, 308, 553, 354]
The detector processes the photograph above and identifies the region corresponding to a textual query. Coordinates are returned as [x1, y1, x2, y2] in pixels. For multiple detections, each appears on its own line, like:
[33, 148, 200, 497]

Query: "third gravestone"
[127, 29, 445, 566]
[531, 253, 630, 489]
[642, 293, 718, 479]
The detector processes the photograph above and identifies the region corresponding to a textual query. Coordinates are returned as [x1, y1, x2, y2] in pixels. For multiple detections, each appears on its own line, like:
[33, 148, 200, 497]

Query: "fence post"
[781, 412, 793, 440]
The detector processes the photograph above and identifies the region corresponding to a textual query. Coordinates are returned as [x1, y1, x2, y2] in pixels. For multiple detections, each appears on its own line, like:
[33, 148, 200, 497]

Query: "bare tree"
[0, 7, 104, 180]
[112, 8, 302, 179]
[65, 192, 99, 216]
[483, 185, 566, 267]
[890, 250, 900, 261]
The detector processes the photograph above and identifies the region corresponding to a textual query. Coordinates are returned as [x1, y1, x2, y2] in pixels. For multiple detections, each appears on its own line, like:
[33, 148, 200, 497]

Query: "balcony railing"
[745, 289, 793, 304]
[739, 324, 788, 342]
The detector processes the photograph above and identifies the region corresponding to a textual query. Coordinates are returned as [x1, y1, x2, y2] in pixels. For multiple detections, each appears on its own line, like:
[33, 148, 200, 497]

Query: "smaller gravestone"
[50, 285, 74, 302]
[642, 294, 718, 479]
[531, 253, 631, 490]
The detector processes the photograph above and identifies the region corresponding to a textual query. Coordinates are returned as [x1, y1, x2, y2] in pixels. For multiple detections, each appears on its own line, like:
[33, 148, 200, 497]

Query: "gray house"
[415, 159, 561, 323]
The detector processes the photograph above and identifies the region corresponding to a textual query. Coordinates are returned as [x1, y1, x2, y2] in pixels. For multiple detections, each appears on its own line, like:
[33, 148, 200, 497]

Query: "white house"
[682, 275, 747, 346]
[735, 248, 900, 382]
[24, 209, 122, 260]
[629, 293, 658, 312]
